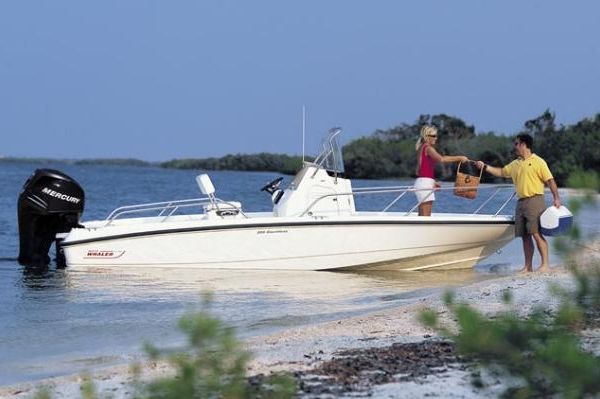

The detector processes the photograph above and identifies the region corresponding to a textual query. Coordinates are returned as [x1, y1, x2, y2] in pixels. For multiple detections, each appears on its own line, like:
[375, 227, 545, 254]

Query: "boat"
[17, 128, 516, 271]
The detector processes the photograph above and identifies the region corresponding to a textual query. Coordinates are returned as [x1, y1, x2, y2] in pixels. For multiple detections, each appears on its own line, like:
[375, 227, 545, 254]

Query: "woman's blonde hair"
[416, 125, 438, 151]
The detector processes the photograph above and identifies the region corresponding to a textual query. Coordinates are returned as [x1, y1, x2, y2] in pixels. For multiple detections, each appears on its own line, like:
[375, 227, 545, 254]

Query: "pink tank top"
[418, 144, 436, 178]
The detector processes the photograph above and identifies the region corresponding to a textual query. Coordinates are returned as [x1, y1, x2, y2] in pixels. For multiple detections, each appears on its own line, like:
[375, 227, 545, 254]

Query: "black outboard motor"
[18, 169, 85, 267]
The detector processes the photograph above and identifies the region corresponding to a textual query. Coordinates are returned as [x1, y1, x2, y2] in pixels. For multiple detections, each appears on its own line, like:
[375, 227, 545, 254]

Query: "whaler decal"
[84, 250, 125, 259]
[41, 187, 81, 204]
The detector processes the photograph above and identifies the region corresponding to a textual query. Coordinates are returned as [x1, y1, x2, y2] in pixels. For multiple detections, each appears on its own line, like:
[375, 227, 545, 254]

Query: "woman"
[415, 125, 469, 216]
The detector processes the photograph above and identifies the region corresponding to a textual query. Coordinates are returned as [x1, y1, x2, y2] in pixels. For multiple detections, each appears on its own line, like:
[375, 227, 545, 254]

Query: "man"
[476, 134, 561, 273]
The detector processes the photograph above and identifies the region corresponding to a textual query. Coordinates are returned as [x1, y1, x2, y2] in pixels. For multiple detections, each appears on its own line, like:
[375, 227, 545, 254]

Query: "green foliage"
[32, 374, 99, 399]
[569, 264, 600, 322]
[33, 388, 52, 399]
[424, 282, 600, 398]
[161, 153, 306, 175]
[343, 110, 600, 185]
[74, 158, 150, 167]
[531, 111, 600, 187]
[342, 137, 408, 179]
[343, 113, 512, 181]
[0, 157, 151, 167]
[135, 293, 296, 399]
[419, 171, 600, 397]
[159, 109, 600, 184]
[418, 309, 438, 329]
[566, 170, 600, 192]
[80, 373, 98, 399]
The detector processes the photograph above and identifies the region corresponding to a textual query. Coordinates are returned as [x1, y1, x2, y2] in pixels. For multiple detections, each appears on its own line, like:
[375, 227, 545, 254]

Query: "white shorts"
[414, 177, 436, 203]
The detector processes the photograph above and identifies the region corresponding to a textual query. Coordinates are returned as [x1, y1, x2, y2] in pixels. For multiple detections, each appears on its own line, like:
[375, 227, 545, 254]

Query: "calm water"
[0, 162, 596, 385]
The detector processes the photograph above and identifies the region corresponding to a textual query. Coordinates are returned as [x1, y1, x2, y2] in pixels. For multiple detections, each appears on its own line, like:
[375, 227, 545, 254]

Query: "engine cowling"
[18, 169, 85, 267]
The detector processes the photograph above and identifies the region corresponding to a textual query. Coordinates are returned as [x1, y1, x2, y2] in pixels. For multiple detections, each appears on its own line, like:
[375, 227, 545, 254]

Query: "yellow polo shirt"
[502, 154, 553, 199]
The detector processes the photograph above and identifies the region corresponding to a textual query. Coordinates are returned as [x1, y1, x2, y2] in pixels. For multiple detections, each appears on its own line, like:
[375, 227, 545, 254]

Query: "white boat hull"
[61, 213, 514, 271]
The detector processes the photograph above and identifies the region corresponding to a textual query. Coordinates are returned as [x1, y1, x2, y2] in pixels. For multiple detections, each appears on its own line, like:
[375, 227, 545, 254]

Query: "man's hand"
[553, 198, 561, 208]
[475, 161, 485, 170]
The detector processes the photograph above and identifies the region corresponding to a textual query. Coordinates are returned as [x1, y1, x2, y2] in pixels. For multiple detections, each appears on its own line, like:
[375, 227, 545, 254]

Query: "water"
[0, 162, 596, 385]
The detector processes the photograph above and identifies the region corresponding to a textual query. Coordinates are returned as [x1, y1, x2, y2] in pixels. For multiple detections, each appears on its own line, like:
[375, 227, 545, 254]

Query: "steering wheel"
[260, 177, 284, 193]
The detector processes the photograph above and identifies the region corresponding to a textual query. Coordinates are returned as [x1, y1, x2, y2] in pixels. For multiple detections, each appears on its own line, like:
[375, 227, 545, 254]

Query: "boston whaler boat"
[18, 128, 516, 271]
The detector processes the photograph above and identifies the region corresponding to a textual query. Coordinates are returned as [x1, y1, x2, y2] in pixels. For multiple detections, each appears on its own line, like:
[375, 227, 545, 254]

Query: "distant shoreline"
[0, 154, 305, 176]
[0, 157, 155, 167]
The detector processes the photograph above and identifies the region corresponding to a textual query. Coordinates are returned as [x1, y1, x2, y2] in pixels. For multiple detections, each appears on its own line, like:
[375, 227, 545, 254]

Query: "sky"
[1, 1, 599, 161]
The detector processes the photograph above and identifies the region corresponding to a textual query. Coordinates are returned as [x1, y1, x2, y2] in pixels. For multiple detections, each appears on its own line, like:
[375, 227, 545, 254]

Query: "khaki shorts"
[514, 195, 546, 237]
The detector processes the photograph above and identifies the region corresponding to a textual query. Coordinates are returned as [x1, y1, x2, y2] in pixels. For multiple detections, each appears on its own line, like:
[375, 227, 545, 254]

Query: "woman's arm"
[425, 146, 468, 163]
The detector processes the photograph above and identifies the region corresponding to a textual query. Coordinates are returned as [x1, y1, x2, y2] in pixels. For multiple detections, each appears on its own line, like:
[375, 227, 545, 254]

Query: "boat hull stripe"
[61, 219, 514, 247]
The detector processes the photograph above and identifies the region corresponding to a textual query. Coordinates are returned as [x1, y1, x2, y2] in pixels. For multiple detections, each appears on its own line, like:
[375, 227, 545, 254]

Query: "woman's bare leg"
[418, 201, 433, 216]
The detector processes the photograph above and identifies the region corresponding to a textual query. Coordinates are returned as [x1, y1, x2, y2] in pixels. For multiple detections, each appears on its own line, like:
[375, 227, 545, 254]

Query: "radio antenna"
[302, 105, 306, 163]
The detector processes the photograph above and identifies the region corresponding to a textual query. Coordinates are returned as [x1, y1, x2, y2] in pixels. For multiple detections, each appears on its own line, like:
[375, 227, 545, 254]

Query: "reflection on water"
[60, 266, 499, 343]
[19, 267, 70, 291]
[68, 266, 486, 296]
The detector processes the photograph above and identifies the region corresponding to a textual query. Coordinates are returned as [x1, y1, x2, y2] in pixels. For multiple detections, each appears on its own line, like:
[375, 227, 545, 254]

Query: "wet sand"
[244, 267, 578, 398]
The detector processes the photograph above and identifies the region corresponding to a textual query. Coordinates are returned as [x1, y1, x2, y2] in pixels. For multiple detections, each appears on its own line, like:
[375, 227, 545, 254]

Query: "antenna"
[302, 105, 306, 163]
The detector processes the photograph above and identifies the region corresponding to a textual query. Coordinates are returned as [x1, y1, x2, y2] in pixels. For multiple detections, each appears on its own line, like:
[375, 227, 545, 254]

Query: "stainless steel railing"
[299, 184, 516, 217]
[104, 197, 247, 225]
[102, 183, 516, 224]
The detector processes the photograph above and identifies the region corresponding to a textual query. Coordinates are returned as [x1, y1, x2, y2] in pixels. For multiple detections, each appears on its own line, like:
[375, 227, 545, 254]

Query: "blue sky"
[1, 1, 599, 161]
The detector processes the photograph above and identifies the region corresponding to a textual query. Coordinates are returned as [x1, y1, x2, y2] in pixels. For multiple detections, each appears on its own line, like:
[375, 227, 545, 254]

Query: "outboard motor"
[18, 169, 85, 267]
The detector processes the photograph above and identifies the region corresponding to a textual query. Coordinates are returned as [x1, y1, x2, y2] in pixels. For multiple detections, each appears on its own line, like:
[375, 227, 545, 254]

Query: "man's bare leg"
[519, 235, 534, 273]
[532, 232, 550, 272]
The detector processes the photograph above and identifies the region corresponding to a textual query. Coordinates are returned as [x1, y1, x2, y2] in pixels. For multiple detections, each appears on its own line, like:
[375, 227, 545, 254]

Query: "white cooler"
[540, 206, 573, 236]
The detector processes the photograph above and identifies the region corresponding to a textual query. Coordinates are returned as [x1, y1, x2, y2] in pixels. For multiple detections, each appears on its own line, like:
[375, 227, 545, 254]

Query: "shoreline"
[2, 261, 594, 398]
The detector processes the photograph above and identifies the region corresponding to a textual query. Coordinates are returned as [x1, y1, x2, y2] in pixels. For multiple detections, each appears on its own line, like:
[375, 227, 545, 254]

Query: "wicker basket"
[453, 161, 483, 200]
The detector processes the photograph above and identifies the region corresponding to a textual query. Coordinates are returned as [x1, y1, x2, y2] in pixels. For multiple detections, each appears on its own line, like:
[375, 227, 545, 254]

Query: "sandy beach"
[2, 238, 599, 399]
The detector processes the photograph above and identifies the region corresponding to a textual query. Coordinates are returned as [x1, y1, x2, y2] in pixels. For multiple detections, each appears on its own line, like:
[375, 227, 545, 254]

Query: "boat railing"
[299, 184, 516, 217]
[104, 197, 248, 225]
[103, 184, 516, 223]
